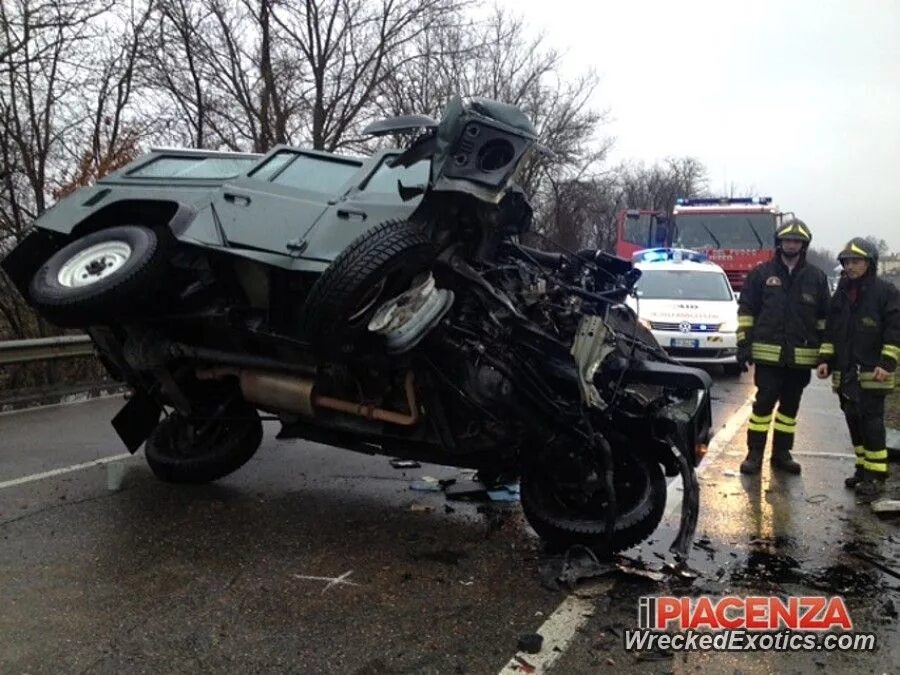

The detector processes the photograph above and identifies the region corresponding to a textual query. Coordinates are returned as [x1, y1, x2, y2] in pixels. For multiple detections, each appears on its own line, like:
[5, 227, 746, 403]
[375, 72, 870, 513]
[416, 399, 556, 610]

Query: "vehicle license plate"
[670, 338, 700, 349]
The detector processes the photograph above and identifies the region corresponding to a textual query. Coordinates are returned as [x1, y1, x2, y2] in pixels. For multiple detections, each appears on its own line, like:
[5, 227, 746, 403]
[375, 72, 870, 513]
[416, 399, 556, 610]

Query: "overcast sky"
[499, 0, 900, 254]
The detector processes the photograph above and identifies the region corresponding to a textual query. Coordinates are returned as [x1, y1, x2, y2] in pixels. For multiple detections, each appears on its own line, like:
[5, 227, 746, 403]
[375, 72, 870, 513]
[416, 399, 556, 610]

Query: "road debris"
[517, 633, 543, 654]
[390, 459, 421, 469]
[805, 494, 829, 504]
[444, 479, 520, 502]
[512, 655, 536, 673]
[410, 477, 441, 492]
[871, 499, 900, 515]
[106, 462, 126, 491]
[540, 545, 616, 590]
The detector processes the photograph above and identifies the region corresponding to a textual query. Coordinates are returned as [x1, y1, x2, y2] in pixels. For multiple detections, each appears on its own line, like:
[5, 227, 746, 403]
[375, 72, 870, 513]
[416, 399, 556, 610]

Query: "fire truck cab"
[671, 197, 779, 292]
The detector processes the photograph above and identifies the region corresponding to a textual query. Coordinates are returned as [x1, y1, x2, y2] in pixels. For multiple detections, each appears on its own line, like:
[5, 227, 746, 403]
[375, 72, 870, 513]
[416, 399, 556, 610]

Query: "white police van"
[626, 248, 741, 375]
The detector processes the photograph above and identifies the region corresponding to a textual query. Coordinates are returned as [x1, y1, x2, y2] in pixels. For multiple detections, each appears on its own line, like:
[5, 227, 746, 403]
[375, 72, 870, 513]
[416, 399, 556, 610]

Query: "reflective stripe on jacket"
[820, 275, 900, 391]
[737, 257, 830, 368]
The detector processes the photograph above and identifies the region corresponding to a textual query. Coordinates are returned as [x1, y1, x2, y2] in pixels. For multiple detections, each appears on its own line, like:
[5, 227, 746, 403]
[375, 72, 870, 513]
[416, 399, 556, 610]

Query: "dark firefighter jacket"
[818, 274, 900, 392]
[737, 256, 830, 368]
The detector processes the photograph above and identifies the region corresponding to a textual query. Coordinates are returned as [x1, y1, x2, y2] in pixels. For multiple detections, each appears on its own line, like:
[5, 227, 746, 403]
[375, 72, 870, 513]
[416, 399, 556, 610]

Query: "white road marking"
[496, 397, 756, 675]
[0, 390, 124, 416]
[497, 581, 612, 675]
[0, 453, 132, 491]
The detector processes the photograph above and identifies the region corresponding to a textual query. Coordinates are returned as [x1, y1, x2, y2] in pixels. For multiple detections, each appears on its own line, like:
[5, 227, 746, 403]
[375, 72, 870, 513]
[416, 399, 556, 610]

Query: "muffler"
[196, 367, 419, 426]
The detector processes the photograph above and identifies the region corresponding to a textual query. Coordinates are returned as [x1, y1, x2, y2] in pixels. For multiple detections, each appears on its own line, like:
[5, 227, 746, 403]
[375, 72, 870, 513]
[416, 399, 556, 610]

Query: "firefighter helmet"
[837, 237, 878, 266]
[775, 218, 812, 245]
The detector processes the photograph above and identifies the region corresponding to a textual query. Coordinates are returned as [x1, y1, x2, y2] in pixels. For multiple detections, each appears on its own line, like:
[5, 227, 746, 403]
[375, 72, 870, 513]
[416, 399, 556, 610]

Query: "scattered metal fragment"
[390, 459, 421, 469]
[805, 494, 829, 504]
[616, 563, 665, 582]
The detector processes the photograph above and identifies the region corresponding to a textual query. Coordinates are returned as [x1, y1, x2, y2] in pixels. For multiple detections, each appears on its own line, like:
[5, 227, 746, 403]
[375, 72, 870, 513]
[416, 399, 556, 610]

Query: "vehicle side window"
[270, 154, 361, 192]
[623, 215, 651, 246]
[128, 156, 256, 178]
[361, 158, 430, 195]
[249, 152, 294, 181]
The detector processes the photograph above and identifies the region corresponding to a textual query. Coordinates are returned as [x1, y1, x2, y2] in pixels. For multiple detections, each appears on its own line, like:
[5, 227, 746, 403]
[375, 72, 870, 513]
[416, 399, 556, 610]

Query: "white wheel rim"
[57, 240, 133, 288]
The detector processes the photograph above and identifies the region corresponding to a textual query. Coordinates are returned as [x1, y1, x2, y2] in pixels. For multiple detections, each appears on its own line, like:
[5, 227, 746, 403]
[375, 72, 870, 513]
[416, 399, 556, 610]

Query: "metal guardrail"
[0, 335, 94, 365]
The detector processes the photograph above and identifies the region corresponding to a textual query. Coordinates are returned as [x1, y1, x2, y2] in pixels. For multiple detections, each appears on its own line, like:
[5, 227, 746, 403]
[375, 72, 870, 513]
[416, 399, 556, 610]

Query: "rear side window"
[269, 153, 362, 192]
[128, 156, 256, 178]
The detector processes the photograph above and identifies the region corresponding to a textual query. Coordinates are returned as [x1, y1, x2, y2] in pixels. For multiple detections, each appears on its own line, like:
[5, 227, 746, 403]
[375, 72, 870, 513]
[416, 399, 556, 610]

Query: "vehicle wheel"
[145, 399, 263, 484]
[722, 363, 743, 377]
[299, 219, 434, 356]
[520, 452, 666, 557]
[29, 225, 166, 327]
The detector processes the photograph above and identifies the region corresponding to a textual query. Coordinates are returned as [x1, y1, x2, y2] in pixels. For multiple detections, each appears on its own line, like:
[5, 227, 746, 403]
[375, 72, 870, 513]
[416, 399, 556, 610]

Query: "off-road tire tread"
[145, 404, 263, 484]
[520, 456, 666, 556]
[300, 219, 433, 351]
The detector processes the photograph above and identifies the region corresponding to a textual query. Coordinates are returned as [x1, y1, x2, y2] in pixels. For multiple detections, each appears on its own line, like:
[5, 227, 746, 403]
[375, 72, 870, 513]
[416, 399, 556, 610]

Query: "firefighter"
[817, 238, 900, 501]
[736, 218, 831, 475]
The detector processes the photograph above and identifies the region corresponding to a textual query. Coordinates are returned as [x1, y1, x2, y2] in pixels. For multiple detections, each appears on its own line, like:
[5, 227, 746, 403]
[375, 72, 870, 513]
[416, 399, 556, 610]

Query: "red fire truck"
[615, 197, 779, 291]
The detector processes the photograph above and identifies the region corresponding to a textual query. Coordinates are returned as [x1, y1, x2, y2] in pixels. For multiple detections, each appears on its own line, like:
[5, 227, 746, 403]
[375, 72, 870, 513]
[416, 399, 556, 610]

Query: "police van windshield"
[673, 213, 775, 250]
[636, 270, 733, 301]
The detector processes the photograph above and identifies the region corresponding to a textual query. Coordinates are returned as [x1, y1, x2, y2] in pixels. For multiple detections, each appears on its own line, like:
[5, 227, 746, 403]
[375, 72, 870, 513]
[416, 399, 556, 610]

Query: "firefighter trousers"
[840, 390, 889, 480]
[747, 365, 812, 455]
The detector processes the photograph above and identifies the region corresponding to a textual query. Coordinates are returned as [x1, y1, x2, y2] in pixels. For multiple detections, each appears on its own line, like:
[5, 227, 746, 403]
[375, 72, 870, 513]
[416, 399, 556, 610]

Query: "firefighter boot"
[845, 446, 866, 488]
[771, 446, 801, 474]
[740, 446, 764, 475]
[855, 472, 885, 504]
[844, 467, 866, 489]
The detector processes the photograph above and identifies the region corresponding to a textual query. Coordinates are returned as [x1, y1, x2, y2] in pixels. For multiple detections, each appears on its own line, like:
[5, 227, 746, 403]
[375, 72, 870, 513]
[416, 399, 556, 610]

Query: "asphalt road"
[0, 369, 896, 674]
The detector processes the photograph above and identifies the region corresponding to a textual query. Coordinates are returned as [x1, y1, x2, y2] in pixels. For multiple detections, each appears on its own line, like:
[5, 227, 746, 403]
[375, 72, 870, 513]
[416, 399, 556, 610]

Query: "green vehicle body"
[32, 145, 428, 273]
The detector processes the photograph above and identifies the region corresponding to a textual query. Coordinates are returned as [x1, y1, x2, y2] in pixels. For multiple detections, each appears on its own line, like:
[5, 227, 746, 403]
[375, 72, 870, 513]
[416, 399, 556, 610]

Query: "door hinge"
[286, 238, 308, 256]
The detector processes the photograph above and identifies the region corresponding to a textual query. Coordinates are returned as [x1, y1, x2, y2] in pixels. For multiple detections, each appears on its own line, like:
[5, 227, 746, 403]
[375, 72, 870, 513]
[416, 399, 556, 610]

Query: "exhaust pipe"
[196, 368, 419, 426]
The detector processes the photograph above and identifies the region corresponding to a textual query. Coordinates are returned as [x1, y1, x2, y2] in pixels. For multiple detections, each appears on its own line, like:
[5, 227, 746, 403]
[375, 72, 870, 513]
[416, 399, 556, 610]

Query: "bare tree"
[0, 0, 149, 395]
[268, 0, 459, 151]
[617, 157, 708, 215]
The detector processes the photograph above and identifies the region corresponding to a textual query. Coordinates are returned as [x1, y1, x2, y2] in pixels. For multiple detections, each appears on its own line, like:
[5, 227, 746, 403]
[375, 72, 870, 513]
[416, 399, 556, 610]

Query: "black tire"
[520, 453, 666, 556]
[299, 219, 434, 356]
[145, 399, 263, 484]
[29, 225, 166, 327]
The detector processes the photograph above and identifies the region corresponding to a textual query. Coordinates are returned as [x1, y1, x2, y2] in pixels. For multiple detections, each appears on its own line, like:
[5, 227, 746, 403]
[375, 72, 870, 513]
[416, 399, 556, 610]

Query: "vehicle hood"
[625, 298, 737, 325]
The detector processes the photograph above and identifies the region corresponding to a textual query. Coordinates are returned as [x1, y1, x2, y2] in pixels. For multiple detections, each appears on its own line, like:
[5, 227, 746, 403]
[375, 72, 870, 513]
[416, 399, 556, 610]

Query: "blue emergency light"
[632, 247, 709, 263]
[675, 196, 772, 206]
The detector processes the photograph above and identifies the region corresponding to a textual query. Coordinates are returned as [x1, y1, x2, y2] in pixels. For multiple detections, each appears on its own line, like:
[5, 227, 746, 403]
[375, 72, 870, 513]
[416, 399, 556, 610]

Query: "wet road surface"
[0, 370, 896, 673]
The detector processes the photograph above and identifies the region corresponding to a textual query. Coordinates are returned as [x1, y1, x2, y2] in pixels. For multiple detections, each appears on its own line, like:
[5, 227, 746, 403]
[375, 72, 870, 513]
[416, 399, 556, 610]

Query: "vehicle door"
[297, 152, 429, 263]
[209, 149, 365, 255]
